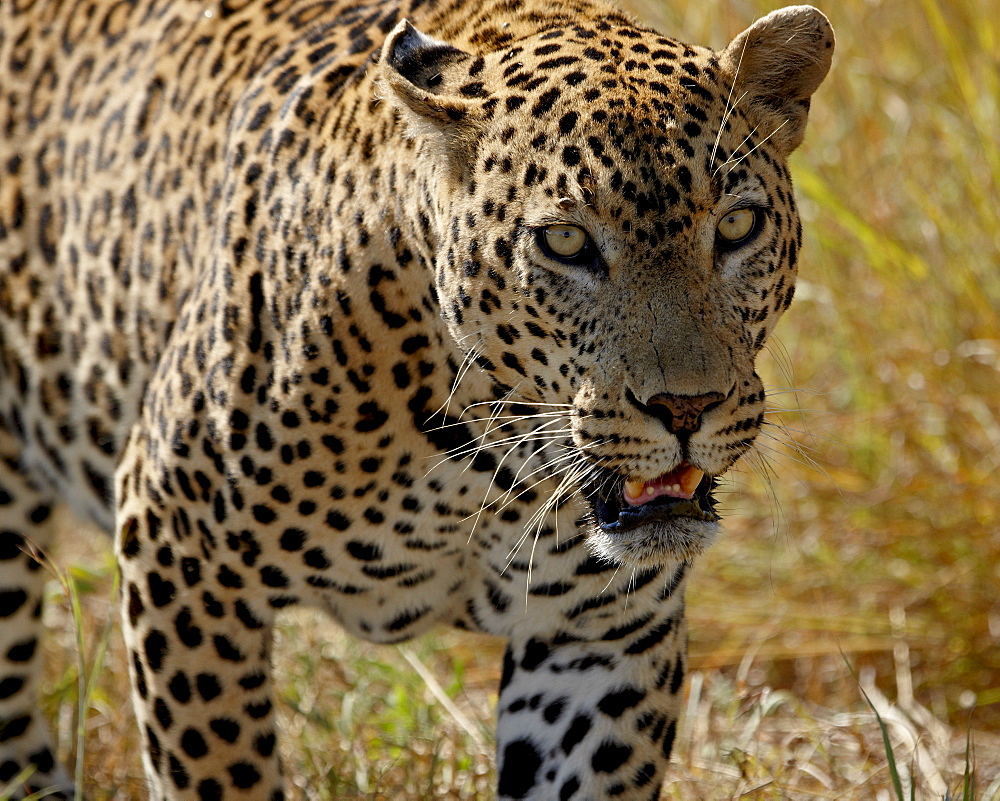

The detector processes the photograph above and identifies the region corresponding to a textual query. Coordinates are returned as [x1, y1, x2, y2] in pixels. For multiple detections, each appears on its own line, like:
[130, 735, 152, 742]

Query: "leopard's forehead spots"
[462, 36, 781, 264]
[490, 27, 722, 121]
[463, 28, 775, 212]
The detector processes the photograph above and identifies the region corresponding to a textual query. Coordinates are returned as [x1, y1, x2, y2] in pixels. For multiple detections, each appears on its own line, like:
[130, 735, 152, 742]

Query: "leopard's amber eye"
[541, 224, 589, 258]
[717, 208, 757, 244]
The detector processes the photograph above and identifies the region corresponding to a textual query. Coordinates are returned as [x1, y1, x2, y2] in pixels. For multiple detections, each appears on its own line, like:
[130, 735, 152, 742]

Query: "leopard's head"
[379, 6, 834, 564]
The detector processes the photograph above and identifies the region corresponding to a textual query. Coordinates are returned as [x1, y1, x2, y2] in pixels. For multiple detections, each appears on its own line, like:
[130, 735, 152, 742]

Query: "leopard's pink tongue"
[623, 464, 705, 506]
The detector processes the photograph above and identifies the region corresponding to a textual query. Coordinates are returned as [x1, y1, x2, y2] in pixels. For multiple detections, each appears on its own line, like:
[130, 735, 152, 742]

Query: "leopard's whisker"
[461, 417, 584, 533]
[709, 25, 749, 173]
[492, 435, 577, 508]
[427, 424, 575, 469]
[459, 398, 576, 414]
[442, 422, 576, 470]
[519, 457, 598, 540]
[622, 565, 638, 613]
[463, 427, 576, 543]
[763, 336, 796, 390]
[432, 391, 548, 478]
[711, 122, 762, 177]
[764, 405, 833, 417]
[487, 446, 582, 519]
[521, 466, 599, 597]
[433, 335, 484, 421]
[758, 423, 828, 455]
[740, 450, 787, 537]
[513, 458, 604, 585]
[752, 438, 830, 480]
[763, 387, 833, 398]
[718, 119, 790, 176]
[486, 443, 599, 524]
[423, 409, 573, 434]
[600, 561, 623, 596]
[451, 406, 578, 542]
[710, 88, 748, 173]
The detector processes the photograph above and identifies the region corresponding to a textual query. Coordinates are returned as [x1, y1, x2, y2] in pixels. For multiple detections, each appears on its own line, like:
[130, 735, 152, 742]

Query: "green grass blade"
[54, 560, 120, 798]
[962, 718, 974, 801]
[63, 568, 88, 795]
[0, 766, 37, 801]
[842, 652, 906, 801]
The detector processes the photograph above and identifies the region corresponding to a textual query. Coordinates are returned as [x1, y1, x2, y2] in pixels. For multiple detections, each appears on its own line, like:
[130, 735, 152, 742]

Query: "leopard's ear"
[721, 6, 834, 155]
[378, 20, 485, 169]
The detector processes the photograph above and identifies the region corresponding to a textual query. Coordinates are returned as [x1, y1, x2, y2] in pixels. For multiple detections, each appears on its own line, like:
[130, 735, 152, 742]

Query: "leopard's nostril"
[627, 390, 726, 435]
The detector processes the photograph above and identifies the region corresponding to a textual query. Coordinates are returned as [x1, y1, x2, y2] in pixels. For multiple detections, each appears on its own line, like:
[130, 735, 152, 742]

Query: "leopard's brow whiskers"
[709, 31, 749, 173]
[716, 119, 790, 177]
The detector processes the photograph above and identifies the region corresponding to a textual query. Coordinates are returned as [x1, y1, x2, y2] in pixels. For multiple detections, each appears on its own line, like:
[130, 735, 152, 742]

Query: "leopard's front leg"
[117, 425, 286, 801]
[494, 568, 688, 801]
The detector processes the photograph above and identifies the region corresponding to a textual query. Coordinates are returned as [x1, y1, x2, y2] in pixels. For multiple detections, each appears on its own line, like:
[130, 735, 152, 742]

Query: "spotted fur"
[0, 0, 833, 798]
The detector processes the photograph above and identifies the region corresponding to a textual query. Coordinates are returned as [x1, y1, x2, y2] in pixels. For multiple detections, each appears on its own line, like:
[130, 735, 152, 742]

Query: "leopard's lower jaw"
[588, 517, 721, 566]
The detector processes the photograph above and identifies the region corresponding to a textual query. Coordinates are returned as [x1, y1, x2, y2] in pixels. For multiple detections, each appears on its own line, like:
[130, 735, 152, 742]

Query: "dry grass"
[21, 0, 1000, 798]
[34, 558, 1000, 799]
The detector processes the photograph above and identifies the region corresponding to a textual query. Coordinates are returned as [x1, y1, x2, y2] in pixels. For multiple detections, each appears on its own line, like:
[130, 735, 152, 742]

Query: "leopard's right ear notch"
[378, 20, 485, 169]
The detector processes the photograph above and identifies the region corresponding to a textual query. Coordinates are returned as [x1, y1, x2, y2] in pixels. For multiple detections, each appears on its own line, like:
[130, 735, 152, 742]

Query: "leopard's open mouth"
[588, 462, 719, 534]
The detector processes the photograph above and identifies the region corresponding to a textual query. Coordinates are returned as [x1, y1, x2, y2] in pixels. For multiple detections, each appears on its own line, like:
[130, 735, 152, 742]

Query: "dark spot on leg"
[520, 638, 549, 670]
[561, 714, 591, 756]
[597, 686, 645, 718]
[228, 761, 261, 789]
[498, 738, 542, 799]
[591, 739, 633, 773]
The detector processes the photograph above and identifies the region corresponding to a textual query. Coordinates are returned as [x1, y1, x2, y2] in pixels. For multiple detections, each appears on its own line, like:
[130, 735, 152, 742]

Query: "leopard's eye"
[540, 224, 589, 259]
[717, 208, 758, 245]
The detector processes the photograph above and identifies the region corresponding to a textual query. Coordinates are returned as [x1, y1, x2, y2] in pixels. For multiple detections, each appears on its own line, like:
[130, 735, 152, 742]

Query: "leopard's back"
[0, 0, 407, 524]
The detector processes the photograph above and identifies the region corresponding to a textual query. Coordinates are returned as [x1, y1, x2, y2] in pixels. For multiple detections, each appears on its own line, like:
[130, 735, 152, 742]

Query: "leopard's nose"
[633, 391, 727, 434]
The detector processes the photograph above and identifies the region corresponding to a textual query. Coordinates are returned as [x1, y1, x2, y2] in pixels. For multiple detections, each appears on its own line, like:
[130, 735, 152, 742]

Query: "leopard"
[0, 0, 834, 797]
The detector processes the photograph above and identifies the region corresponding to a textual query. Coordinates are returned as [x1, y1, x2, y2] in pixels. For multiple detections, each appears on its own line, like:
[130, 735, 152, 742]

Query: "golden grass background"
[23, 0, 1000, 798]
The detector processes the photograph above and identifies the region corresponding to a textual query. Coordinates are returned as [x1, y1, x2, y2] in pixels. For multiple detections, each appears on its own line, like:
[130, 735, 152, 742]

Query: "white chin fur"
[587, 518, 720, 566]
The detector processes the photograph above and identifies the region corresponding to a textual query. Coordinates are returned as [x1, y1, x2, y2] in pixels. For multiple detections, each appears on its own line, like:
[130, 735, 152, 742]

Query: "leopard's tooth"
[680, 467, 705, 495]
[623, 477, 645, 503]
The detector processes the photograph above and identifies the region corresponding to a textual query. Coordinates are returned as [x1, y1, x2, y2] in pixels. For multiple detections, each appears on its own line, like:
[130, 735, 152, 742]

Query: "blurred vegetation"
[30, 0, 1000, 798]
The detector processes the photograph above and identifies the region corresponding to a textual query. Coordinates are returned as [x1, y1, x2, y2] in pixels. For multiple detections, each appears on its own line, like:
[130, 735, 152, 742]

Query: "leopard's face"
[381, 13, 833, 563]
